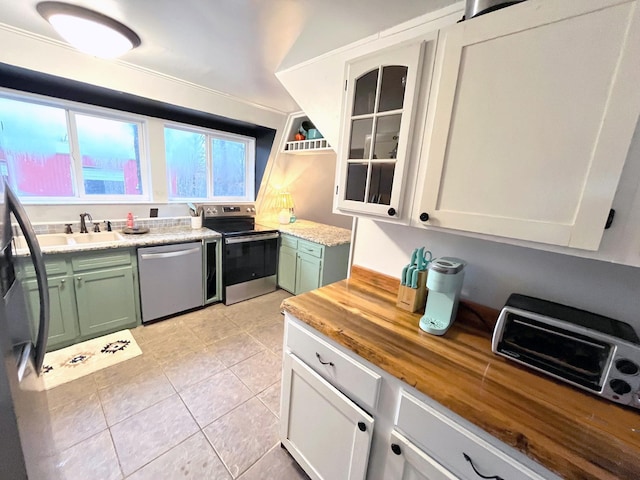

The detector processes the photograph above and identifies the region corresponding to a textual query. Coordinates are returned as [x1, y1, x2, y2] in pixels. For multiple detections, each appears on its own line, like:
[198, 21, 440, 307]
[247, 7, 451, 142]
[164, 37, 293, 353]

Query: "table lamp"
[277, 192, 295, 224]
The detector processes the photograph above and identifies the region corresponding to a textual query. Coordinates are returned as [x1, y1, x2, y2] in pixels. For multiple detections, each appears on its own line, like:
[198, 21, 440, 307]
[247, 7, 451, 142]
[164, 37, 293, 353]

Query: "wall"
[352, 218, 640, 330]
[259, 150, 353, 229]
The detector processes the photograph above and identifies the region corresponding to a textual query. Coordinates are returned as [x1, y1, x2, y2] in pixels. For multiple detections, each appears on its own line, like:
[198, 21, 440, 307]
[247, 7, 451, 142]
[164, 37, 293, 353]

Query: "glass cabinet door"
[338, 42, 424, 218]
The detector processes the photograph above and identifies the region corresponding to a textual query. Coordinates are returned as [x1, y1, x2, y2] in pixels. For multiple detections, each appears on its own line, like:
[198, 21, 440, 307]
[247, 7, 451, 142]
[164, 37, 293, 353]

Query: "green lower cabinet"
[278, 245, 298, 293]
[295, 252, 322, 294]
[24, 276, 78, 352]
[18, 248, 141, 352]
[75, 266, 137, 338]
[277, 234, 350, 295]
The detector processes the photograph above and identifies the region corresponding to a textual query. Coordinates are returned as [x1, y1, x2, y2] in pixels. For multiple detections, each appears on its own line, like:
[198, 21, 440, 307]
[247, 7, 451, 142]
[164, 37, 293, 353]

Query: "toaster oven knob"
[615, 359, 639, 375]
[610, 378, 632, 395]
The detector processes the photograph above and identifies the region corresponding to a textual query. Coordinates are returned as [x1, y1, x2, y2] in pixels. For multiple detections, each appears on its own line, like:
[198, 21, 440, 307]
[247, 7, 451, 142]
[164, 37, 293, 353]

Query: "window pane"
[211, 138, 246, 198]
[164, 127, 206, 199]
[0, 97, 74, 197]
[76, 115, 142, 195]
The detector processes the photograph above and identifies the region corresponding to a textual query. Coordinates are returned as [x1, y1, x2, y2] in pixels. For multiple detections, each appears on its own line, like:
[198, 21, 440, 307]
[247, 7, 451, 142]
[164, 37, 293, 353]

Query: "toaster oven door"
[495, 312, 612, 391]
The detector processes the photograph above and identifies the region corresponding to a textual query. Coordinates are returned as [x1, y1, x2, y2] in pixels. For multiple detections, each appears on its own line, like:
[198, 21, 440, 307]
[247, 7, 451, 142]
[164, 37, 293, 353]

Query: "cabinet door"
[278, 245, 298, 294]
[75, 266, 137, 337]
[414, 0, 640, 250]
[295, 252, 322, 295]
[24, 276, 78, 351]
[337, 42, 424, 219]
[280, 352, 374, 480]
[385, 431, 457, 480]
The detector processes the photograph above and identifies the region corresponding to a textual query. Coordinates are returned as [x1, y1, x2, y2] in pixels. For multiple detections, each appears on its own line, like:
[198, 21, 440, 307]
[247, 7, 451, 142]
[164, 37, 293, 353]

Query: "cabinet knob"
[387, 208, 396, 217]
[391, 443, 402, 455]
[357, 422, 367, 432]
[60, 279, 65, 283]
[419, 212, 430, 222]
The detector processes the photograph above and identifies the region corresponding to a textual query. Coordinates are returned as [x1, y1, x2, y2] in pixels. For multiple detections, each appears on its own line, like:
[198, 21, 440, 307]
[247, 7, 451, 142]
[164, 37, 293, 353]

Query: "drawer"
[71, 250, 132, 272]
[286, 318, 380, 411]
[297, 239, 323, 258]
[280, 235, 298, 249]
[396, 392, 547, 480]
[19, 257, 69, 278]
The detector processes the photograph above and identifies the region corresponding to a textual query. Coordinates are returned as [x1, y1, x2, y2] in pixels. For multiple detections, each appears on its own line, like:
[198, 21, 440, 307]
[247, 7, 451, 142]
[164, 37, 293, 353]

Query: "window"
[0, 91, 147, 202]
[165, 125, 255, 201]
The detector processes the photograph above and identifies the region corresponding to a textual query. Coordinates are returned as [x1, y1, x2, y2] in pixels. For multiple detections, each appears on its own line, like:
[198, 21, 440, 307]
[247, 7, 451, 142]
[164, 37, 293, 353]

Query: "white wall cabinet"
[281, 313, 560, 480]
[335, 41, 426, 220]
[412, 0, 640, 251]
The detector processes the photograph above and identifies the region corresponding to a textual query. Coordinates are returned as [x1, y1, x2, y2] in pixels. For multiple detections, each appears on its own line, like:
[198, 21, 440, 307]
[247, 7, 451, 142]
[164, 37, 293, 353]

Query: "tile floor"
[33, 289, 310, 480]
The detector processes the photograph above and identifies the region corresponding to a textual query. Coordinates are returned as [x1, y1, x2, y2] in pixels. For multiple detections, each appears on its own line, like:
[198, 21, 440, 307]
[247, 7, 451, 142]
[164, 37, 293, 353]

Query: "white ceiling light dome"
[36, 2, 141, 59]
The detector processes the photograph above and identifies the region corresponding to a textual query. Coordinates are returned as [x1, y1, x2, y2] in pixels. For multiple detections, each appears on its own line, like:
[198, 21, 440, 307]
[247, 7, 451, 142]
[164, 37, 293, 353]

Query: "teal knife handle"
[401, 265, 408, 286]
[411, 269, 418, 288]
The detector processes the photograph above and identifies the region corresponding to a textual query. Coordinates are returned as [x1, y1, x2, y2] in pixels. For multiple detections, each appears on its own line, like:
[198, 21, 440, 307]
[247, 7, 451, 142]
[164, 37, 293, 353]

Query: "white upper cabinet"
[412, 0, 640, 250]
[336, 42, 425, 220]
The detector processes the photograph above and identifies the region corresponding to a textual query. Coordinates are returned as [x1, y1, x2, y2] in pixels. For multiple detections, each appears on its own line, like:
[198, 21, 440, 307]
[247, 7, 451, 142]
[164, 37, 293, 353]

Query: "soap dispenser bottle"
[127, 212, 134, 229]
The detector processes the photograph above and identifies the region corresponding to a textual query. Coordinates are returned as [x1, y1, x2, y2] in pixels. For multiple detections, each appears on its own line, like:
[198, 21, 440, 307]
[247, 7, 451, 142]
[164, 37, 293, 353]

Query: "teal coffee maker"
[419, 257, 466, 335]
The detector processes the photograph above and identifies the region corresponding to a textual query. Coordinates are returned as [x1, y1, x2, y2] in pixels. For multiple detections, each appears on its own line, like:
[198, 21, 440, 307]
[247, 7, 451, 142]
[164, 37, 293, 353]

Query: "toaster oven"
[492, 294, 640, 409]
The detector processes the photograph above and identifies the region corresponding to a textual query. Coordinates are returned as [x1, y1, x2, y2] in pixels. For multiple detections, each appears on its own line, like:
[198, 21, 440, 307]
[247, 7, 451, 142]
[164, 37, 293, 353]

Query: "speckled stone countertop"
[259, 219, 351, 247]
[18, 227, 221, 255]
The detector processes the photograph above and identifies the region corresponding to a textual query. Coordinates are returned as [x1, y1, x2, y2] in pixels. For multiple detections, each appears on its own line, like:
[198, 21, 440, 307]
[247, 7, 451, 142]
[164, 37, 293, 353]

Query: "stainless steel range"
[201, 203, 279, 305]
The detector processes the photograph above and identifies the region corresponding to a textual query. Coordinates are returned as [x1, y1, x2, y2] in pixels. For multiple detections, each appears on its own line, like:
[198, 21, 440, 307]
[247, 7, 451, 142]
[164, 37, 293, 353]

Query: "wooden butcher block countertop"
[280, 266, 640, 480]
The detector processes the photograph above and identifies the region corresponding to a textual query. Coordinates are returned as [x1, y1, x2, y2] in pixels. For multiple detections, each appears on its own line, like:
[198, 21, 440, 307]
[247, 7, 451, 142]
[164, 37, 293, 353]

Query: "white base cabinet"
[280, 352, 374, 480]
[384, 431, 457, 480]
[280, 313, 561, 480]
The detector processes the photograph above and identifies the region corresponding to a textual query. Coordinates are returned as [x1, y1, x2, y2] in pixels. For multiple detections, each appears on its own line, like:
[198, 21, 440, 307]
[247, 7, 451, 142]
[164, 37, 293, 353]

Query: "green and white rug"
[41, 330, 142, 390]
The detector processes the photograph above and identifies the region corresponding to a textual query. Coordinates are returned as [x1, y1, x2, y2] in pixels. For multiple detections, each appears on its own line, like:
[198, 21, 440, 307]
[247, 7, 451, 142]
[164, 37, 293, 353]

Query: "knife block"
[396, 270, 428, 313]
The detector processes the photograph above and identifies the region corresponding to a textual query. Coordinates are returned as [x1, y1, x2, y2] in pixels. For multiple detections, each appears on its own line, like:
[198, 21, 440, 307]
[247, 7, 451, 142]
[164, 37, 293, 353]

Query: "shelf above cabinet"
[281, 112, 333, 155]
[284, 138, 333, 154]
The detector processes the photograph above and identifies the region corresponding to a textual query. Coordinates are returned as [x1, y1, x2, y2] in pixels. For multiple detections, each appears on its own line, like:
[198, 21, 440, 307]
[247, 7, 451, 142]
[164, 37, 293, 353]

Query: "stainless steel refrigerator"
[0, 179, 51, 478]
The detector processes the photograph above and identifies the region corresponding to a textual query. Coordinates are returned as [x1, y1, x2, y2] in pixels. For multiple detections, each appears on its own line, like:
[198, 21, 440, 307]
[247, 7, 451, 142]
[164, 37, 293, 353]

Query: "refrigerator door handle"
[5, 185, 50, 374]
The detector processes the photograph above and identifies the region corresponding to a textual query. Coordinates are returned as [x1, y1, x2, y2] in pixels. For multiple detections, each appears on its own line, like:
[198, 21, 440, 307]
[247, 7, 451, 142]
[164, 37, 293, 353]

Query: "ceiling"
[0, 0, 458, 114]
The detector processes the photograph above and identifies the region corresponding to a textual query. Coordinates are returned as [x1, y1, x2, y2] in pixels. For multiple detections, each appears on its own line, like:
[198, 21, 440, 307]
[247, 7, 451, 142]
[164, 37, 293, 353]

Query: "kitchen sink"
[13, 231, 126, 250]
[13, 234, 70, 249]
[71, 232, 125, 244]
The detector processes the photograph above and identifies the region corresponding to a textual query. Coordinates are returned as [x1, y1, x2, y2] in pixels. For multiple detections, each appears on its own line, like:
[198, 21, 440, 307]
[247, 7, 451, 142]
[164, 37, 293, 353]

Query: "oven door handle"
[225, 233, 280, 244]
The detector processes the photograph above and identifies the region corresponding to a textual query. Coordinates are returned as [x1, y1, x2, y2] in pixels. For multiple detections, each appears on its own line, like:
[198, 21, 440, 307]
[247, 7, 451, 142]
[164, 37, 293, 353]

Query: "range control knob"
[610, 378, 632, 395]
[615, 359, 639, 375]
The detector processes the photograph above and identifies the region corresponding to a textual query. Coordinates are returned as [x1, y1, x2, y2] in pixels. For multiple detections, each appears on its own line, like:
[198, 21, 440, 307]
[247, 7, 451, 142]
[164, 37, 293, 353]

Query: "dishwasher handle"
[140, 247, 201, 260]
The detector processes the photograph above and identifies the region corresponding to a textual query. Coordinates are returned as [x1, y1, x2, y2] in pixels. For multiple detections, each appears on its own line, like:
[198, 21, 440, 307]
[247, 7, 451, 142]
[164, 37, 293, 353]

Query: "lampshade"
[277, 192, 294, 210]
[36, 2, 141, 59]
[277, 191, 294, 224]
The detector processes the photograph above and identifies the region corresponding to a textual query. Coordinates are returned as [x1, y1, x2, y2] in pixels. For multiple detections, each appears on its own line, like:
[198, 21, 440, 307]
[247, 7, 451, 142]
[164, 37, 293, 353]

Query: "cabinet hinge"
[605, 209, 615, 229]
[345, 80, 347, 91]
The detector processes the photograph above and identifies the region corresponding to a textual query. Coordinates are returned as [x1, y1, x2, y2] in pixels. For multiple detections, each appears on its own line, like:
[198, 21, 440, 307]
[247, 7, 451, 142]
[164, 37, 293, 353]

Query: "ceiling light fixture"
[36, 2, 141, 59]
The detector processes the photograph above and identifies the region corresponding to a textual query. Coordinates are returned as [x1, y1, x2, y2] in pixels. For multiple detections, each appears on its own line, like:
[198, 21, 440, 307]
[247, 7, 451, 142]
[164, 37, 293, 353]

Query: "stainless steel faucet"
[79, 212, 93, 233]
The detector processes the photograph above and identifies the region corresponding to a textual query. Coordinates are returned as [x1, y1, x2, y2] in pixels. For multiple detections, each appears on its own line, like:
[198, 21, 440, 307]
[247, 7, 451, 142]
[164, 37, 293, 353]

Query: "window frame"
[164, 121, 256, 203]
[0, 87, 151, 204]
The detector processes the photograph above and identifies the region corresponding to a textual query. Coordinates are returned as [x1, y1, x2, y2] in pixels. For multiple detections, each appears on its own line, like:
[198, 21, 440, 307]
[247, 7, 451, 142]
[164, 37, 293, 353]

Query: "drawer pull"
[391, 443, 402, 455]
[316, 352, 334, 367]
[357, 422, 367, 432]
[463, 453, 504, 480]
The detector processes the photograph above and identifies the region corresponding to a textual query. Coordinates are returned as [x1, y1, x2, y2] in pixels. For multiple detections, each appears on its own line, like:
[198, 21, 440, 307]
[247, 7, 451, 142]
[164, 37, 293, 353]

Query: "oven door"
[223, 232, 279, 304]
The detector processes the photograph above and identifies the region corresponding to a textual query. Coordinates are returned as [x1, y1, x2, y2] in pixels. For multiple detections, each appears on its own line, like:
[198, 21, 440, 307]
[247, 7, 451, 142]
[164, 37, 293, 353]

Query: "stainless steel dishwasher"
[138, 242, 203, 323]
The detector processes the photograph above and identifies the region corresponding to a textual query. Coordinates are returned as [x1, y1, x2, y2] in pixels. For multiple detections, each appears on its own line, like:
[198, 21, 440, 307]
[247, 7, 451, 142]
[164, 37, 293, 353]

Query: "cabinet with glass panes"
[335, 41, 424, 219]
